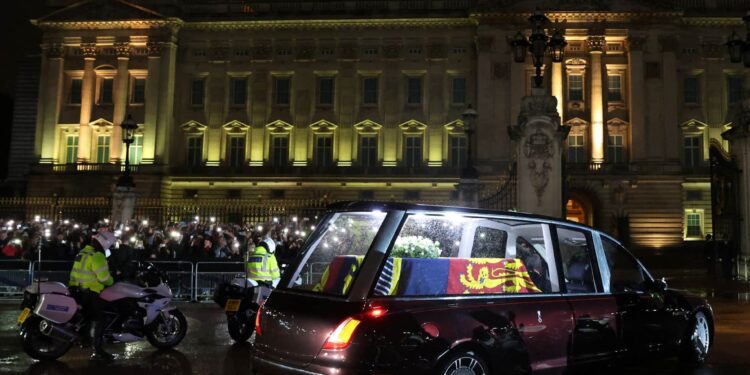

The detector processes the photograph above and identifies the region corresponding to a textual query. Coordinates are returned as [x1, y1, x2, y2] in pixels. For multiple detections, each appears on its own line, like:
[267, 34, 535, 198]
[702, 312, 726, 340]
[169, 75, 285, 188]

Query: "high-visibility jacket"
[247, 246, 281, 282]
[69, 245, 113, 293]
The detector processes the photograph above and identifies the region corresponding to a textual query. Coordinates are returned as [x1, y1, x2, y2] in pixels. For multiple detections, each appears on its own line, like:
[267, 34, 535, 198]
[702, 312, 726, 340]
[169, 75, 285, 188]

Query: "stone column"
[660, 36, 680, 162]
[156, 37, 177, 165]
[111, 41, 131, 163]
[509, 93, 570, 218]
[39, 44, 65, 163]
[551, 61, 564, 121]
[111, 186, 137, 226]
[77, 42, 97, 162]
[142, 41, 161, 164]
[588, 36, 605, 164]
[627, 36, 647, 161]
[723, 98, 750, 278]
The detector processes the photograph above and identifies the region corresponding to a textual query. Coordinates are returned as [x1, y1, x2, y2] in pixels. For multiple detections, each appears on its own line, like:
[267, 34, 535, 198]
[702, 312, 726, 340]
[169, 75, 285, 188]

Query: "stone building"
[7, 0, 749, 249]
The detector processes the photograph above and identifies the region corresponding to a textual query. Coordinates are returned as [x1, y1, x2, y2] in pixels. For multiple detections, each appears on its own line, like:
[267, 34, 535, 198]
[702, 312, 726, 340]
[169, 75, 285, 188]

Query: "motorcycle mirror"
[105, 249, 111, 258]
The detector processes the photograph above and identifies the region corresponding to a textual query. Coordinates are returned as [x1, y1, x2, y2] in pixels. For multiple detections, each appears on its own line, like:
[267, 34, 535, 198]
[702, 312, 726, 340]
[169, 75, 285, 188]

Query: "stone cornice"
[471, 11, 683, 25]
[681, 17, 745, 27]
[32, 18, 183, 31]
[184, 18, 474, 31]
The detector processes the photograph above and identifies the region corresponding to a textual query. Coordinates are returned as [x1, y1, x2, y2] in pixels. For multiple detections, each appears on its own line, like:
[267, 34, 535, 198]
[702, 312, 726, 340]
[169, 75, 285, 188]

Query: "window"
[99, 78, 113, 105]
[271, 135, 289, 167]
[285, 211, 388, 296]
[187, 136, 203, 167]
[567, 135, 585, 163]
[191, 78, 205, 106]
[607, 75, 622, 101]
[96, 135, 110, 163]
[448, 135, 467, 168]
[65, 135, 78, 163]
[452, 77, 466, 104]
[231, 78, 247, 106]
[568, 74, 583, 101]
[404, 135, 422, 168]
[728, 76, 743, 104]
[362, 77, 378, 105]
[274, 77, 291, 105]
[128, 135, 143, 165]
[319, 77, 335, 106]
[367, 214, 557, 297]
[684, 76, 699, 104]
[407, 77, 422, 105]
[686, 212, 703, 238]
[607, 135, 624, 164]
[131, 78, 146, 104]
[228, 136, 245, 168]
[359, 135, 377, 167]
[314, 134, 333, 168]
[70, 78, 82, 104]
[601, 237, 645, 293]
[556, 227, 597, 294]
[683, 135, 701, 168]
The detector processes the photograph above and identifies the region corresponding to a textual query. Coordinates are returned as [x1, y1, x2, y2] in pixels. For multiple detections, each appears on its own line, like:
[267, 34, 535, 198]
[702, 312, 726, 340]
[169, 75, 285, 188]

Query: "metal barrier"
[0, 260, 33, 297]
[738, 255, 750, 282]
[194, 262, 246, 301]
[31, 260, 73, 285]
[150, 261, 195, 302]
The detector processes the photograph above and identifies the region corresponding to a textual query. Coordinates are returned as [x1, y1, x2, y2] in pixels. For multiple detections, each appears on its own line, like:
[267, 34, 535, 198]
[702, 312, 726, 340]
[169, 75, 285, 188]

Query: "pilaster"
[111, 41, 131, 163]
[77, 42, 97, 162]
[39, 43, 65, 163]
[627, 35, 647, 161]
[588, 35, 605, 164]
[142, 41, 162, 164]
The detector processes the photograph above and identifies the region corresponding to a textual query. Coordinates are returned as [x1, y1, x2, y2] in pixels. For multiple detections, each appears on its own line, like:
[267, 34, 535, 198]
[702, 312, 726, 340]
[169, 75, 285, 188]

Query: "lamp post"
[726, 11, 750, 67]
[509, 8, 567, 89]
[461, 105, 478, 179]
[118, 114, 138, 188]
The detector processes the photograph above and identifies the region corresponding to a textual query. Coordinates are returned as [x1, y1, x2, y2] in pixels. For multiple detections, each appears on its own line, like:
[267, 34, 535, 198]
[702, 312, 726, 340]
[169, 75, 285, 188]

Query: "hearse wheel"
[439, 350, 488, 375]
[681, 310, 711, 367]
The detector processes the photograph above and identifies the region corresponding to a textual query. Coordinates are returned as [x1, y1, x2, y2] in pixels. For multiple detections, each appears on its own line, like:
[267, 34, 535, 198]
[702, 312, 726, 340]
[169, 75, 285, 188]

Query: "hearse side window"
[556, 227, 597, 294]
[373, 213, 559, 297]
[601, 237, 646, 293]
[288, 212, 387, 296]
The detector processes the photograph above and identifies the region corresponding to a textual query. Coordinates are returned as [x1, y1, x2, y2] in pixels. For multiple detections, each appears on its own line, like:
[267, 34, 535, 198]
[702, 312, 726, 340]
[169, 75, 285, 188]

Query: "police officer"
[69, 231, 116, 360]
[247, 235, 281, 286]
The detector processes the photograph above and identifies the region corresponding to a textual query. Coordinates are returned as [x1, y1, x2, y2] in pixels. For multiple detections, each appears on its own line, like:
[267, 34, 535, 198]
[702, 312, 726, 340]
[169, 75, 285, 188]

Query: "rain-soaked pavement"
[1, 269, 749, 374]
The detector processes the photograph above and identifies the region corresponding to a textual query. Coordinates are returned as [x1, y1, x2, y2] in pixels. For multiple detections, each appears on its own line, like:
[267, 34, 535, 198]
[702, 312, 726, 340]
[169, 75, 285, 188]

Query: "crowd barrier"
[0, 260, 33, 297]
[738, 255, 750, 282]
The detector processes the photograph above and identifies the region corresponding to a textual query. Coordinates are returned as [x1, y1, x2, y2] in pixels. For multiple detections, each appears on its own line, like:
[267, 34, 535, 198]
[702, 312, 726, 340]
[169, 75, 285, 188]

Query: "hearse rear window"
[374, 213, 560, 297]
[288, 211, 387, 296]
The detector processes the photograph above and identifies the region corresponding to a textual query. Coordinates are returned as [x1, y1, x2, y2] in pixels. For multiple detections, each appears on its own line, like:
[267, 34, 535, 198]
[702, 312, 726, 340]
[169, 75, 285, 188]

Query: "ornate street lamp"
[118, 114, 138, 187]
[725, 11, 750, 67]
[461, 104, 478, 180]
[509, 8, 567, 88]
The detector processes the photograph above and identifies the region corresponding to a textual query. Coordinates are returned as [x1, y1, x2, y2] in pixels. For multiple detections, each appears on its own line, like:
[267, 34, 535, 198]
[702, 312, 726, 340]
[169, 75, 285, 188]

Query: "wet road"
[0, 287, 749, 374]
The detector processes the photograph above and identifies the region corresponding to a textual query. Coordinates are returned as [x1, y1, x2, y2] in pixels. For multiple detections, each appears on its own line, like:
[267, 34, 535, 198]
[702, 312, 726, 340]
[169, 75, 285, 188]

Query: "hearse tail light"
[255, 304, 263, 336]
[322, 317, 361, 350]
[367, 307, 387, 318]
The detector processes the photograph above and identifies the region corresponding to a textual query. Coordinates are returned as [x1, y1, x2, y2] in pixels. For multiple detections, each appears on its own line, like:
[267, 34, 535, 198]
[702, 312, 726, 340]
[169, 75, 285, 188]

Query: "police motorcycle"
[212, 240, 276, 343]
[18, 261, 188, 360]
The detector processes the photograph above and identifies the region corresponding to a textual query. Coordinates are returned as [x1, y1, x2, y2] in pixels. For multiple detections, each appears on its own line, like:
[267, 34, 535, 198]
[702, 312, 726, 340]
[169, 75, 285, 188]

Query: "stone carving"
[524, 131, 553, 204]
[517, 94, 560, 127]
[384, 44, 401, 59]
[80, 43, 97, 58]
[146, 41, 162, 57]
[587, 36, 605, 52]
[113, 42, 131, 58]
[45, 43, 65, 59]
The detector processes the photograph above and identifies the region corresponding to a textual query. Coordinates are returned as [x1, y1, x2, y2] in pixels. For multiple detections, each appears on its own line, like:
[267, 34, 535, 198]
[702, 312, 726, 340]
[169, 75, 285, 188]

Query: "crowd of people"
[0, 215, 316, 266]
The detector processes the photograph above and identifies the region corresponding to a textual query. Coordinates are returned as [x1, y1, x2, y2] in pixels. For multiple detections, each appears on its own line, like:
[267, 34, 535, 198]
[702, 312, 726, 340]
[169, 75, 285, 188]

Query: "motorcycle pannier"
[33, 293, 77, 324]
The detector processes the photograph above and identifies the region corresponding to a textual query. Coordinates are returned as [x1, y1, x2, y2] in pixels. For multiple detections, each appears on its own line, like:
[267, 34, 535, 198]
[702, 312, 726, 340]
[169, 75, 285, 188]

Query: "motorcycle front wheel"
[227, 311, 254, 343]
[21, 317, 73, 361]
[145, 309, 188, 349]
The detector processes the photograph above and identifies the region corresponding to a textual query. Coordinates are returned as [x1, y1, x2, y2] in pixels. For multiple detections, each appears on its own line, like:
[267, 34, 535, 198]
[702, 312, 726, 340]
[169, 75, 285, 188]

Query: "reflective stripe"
[68, 246, 112, 293]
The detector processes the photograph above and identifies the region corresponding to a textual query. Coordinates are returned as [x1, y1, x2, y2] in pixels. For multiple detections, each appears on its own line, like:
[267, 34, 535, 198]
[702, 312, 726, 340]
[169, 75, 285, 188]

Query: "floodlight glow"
[292, 217, 298, 222]
[34, 215, 40, 222]
[142, 220, 149, 226]
[256, 225, 263, 232]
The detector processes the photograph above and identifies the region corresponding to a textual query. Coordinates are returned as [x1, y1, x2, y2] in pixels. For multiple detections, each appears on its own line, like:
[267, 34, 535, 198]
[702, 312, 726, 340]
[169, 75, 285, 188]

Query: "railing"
[479, 162, 517, 211]
[738, 255, 750, 282]
[0, 260, 33, 297]
[194, 262, 246, 301]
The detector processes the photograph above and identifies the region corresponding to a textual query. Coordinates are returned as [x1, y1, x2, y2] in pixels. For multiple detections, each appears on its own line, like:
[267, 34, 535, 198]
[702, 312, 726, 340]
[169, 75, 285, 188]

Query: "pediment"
[566, 58, 587, 66]
[90, 118, 113, 128]
[309, 120, 338, 134]
[607, 117, 629, 128]
[398, 120, 428, 134]
[444, 120, 466, 133]
[222, 120, 250, 134]
[36, 0, 165, 23]
[181, 120, 207, 134]
[353, 120, 382, 134]
[681, 119, 707, 134]
[565, 117, 588, 128]
[265, 120, 293, 134]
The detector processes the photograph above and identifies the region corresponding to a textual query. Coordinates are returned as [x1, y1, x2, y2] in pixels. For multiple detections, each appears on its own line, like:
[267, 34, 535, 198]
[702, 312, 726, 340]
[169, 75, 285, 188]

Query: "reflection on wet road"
[1, 294, 749, 374]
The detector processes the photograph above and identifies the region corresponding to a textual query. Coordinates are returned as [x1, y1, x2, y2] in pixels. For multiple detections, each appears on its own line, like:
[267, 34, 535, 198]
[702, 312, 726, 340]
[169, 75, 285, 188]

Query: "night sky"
[0, 0, 44, 179]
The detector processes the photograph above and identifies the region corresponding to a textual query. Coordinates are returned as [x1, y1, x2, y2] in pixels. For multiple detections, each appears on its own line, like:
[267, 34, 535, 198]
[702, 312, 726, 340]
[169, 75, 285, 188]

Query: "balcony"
[167, 163, 466, 179]
[30, 163, 164, 174]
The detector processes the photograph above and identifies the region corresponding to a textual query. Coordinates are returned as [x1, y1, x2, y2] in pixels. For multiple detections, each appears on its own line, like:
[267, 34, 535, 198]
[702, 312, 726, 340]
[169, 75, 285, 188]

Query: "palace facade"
[7, 0, 749, 249]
